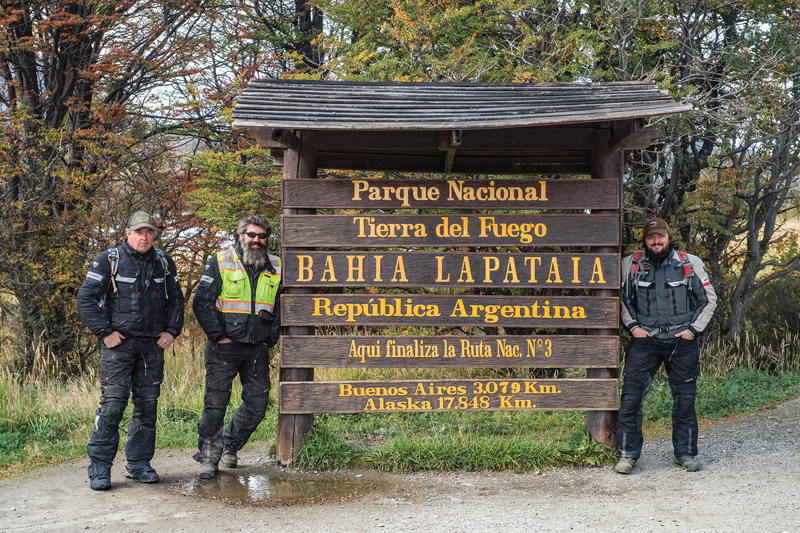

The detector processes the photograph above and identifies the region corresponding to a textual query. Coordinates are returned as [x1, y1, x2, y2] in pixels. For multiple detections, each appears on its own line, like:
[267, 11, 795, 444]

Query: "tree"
[319, 0, 590, 82]
[618, 0, 800, 340]
[186, 0, 324, 247]
[189, 147, 282, 241]
[320, 0, 800, 342]
[0, 0, 224, 375]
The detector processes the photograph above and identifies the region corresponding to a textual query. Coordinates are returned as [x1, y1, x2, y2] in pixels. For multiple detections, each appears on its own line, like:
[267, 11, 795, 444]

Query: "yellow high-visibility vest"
[215, 249, 281, 315]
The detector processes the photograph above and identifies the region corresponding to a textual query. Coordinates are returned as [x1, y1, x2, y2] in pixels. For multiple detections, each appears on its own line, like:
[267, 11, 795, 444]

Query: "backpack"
[626, 249, 695, 305]
[98, 247, 170, 307]
[630, 249, 694, 279]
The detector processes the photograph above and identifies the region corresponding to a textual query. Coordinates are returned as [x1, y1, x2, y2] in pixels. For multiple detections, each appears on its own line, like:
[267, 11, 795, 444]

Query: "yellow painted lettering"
[524, 257, 541, 283]
[435, 256, 450, 282]
[483, 256, 500, 283]
[571, 257, 581, 284]
[297, 255, 313, 282]
[590, 257, 606, 284]
[546, 257, 562, 283]
[391, 256, 408, 282]
[503, 257, 520, 283]
[458, 257, 475, 283]
[313, 298, 331, 316]
[346, 255, 365, 282]
[320, 255, 337, 282]
[352, 180, 369, 201]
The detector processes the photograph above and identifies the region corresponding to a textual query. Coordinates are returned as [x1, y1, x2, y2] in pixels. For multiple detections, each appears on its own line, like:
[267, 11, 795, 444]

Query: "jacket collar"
[645, 243, 675, 266]
[121, 239, 156, 261]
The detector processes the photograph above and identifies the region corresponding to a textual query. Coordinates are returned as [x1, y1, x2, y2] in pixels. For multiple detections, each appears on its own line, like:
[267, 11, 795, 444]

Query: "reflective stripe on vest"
[216, 249, 282, 314]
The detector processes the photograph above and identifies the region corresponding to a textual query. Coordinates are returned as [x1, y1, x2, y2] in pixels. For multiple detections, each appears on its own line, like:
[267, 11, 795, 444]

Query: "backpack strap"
[676, 250, 694, 277]
[676, 250, 695, 291]
[98, 248, 119, 308]
[624, 251, 646, 305]
[631, 251, 644, 275]
[155, 249, 170, 300]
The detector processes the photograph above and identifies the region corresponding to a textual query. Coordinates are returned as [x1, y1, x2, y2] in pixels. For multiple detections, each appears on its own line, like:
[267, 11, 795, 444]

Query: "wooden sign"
[283, 252, 619, 288]
[281, 335, 619, 368]
[282, 295, 618, 328]
[280, 379, 619, 414]
[282, 214, 619, 248]
[282, 178, 619, 210]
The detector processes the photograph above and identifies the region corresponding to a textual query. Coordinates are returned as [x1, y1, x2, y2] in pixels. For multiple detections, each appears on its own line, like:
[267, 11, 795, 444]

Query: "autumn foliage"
[1, 0, 799, 376]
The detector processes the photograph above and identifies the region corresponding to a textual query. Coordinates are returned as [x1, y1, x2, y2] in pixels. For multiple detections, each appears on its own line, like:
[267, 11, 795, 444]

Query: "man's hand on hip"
[674, 329, 695, 340]
[156, 332, 175, 349]
[103, 331, 125, 348]
[631, 327, 652, 338]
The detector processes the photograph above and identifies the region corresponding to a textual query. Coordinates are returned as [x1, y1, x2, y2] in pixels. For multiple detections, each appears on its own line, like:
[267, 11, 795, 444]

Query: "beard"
[239, 236, 268, 269]
[645, 240, 672, 261]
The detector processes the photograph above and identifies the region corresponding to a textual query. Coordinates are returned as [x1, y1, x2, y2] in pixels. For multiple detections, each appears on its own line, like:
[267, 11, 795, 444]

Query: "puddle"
[167, 467, 391, 507]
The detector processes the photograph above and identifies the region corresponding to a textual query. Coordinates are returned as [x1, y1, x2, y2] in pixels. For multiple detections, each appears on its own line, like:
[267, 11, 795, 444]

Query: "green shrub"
[746, 277, 800, 351]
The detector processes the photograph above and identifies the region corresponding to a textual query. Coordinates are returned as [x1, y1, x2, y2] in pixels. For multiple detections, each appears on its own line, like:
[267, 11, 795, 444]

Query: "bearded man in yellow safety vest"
[192, 215, 282, 479]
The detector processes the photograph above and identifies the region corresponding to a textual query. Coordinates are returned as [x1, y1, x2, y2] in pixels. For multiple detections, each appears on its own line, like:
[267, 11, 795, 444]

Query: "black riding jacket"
[76, 239, 185, 340]
[192, 244, 282, 347]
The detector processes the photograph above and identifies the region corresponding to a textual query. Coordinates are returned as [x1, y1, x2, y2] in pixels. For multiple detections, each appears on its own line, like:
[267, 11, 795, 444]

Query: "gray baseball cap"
[127, 211, 157, 231]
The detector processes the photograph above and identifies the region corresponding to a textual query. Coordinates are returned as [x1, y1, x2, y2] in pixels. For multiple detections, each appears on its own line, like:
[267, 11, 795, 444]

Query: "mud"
[166, 465, 391, 507]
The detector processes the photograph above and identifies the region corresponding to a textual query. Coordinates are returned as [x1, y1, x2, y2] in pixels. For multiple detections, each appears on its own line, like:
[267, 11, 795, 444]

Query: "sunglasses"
[244, 231, 268, 240]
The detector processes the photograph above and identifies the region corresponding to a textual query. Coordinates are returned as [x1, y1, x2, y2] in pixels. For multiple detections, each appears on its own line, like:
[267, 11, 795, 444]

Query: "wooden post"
[586, 128, 622, 448]
[277, 130, 317, 465]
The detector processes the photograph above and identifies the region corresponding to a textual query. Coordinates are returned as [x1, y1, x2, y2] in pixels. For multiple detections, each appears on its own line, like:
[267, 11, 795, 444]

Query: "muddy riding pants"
[87, 338, 163, 480]
[617, 336, 699, 460]
[194, 340, 271, 465]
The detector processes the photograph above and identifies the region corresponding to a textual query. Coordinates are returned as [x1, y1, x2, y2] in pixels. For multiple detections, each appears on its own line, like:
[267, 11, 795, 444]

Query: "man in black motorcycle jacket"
[76, 211, 184, 490]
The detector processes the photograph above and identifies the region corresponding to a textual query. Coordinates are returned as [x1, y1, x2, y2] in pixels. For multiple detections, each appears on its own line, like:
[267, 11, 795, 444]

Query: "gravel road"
[1, 397, 799, 533]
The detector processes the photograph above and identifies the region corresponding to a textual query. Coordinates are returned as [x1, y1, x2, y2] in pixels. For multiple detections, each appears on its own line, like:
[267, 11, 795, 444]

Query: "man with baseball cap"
[77, 211, 184, 490]
[615, 217, 717, 474]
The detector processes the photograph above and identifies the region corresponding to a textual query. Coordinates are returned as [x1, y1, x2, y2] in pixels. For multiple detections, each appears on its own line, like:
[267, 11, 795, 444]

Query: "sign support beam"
[586, 128, 623, 448]
[276, 130, 317, 466]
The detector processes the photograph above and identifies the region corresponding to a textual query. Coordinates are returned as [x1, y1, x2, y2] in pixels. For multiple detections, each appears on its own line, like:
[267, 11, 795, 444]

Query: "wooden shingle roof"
[232, 79, 690, 131]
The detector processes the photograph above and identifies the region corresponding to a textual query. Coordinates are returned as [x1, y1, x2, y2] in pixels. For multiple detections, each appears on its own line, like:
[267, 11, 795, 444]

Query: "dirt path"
[2, 398, 800, 533]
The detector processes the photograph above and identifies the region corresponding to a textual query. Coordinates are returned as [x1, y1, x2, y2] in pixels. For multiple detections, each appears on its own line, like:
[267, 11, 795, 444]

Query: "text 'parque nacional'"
[281, 178, 620, 210]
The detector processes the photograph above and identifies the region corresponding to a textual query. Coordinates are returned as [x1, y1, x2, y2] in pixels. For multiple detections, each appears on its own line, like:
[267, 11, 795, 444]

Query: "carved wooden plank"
[247, 127, 299, 148]
[282, 178, 618, 210]
[282, 214, 619, 248]
[316, 152, 589, 174]
[315, 128, 594, 152]
[281, 335, 619, 368]
[280, 379, 620, 414]
[283, 252, 619, 289]
[281, 295, 618, 328]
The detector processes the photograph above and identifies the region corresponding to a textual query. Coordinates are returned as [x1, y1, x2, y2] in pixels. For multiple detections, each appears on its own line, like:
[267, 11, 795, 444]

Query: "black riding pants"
[617, 336, 699, 460]
[87, 337, 163, 479]
[194, 340, 271, 465]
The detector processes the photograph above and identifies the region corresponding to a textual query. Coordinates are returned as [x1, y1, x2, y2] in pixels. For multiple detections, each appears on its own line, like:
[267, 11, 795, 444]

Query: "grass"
[1, 337, 798, 478]
[0, 342, 280, 478]
[644, 369, 799, 429]
[296, 409, 614, 472]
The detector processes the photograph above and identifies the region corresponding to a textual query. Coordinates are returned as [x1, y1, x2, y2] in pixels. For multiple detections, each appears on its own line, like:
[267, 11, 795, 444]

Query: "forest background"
[1, 0, 800, 472]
